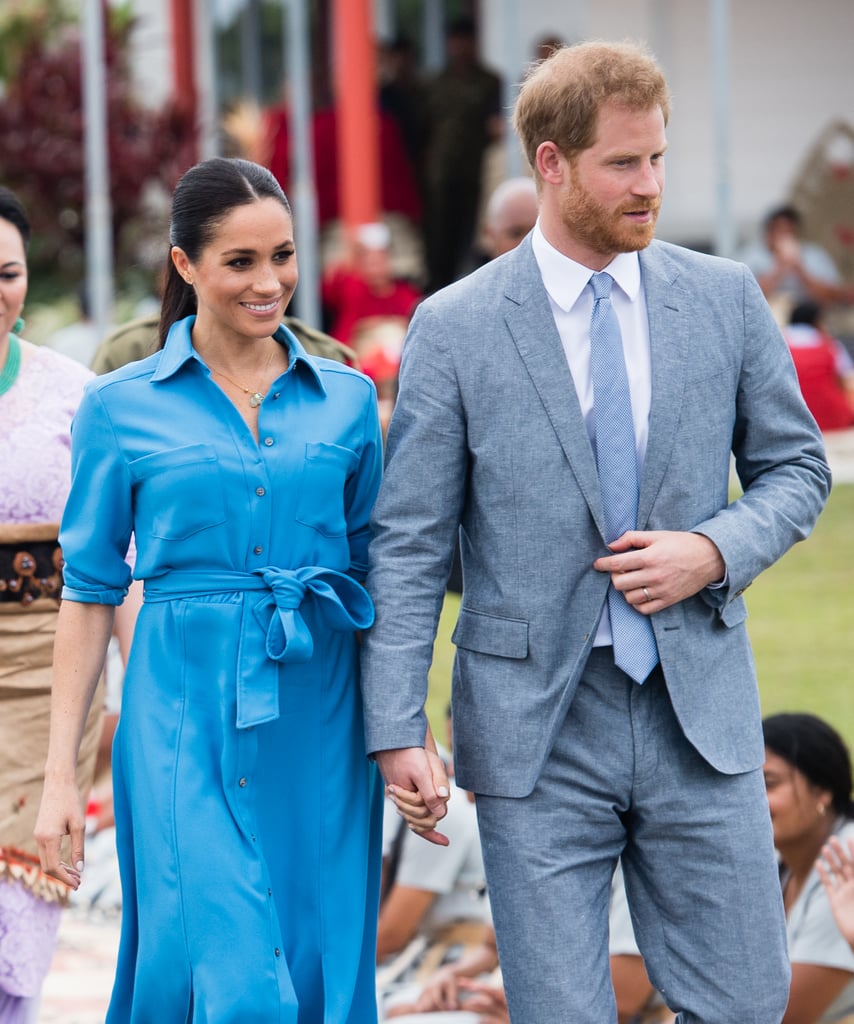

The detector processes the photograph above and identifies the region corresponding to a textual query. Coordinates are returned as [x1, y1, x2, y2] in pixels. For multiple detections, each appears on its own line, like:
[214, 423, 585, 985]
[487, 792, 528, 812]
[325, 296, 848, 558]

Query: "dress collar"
[151, 315, 327, 396]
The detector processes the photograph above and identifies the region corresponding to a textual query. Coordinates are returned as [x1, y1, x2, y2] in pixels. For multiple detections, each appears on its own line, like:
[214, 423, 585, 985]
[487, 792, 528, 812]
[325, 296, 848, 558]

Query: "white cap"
[356, 222, 391, 250]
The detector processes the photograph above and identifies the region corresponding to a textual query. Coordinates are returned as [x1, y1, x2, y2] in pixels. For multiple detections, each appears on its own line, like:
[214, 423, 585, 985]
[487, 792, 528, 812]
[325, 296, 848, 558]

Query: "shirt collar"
[151, 315, 327, 396]
[532, 221, 642, 311]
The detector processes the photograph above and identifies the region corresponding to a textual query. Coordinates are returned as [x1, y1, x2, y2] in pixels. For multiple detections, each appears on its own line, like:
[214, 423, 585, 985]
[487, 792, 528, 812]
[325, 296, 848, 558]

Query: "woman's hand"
[388, 975, 508, 1020]
[817, 835, 854, 949]
[383, 963, 465, 1017]
[411, 962, 467, 1012]
[455, 978, 510, 1023]
[34, 600, 117, 888]
[34, 777, 87, 889]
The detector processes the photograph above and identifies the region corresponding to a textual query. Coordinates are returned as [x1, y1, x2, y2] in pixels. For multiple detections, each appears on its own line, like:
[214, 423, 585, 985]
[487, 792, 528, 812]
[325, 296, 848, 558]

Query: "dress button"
[238, 777, 247, 788]
[274, 947, 281, 957]
[255, 486, 266, 497]
[264, 437, 274, 447]
[254, 546, 263, 555]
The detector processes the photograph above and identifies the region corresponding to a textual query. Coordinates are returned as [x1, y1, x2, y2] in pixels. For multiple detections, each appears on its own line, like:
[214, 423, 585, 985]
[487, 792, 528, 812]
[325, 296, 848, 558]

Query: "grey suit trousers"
[475, 649, 790, 1024]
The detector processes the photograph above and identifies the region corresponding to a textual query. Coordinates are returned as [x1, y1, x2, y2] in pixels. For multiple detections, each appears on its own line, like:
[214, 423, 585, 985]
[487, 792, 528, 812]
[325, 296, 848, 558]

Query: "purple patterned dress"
[0, 343, 92, 1022]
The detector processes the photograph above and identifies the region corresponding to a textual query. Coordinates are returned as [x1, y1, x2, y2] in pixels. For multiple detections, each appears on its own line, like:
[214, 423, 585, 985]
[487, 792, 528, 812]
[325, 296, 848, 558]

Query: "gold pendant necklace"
[209, 345, 276, 408]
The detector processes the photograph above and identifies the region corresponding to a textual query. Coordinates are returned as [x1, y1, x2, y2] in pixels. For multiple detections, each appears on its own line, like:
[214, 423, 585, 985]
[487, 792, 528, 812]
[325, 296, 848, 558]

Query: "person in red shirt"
[323, 222, 422, 435]
[322, 222, 421, 346]
[784, 301, 854, 431]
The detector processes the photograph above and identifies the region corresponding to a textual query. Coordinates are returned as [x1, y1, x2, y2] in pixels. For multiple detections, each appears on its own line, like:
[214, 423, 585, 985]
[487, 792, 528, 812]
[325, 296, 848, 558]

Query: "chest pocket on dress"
[295, 442, 359, 538]
[130, 443, 228, 540]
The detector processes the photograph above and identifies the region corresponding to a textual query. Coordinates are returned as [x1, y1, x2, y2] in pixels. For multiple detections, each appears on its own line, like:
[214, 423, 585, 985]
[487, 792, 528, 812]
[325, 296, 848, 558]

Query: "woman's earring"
[13, 316, 25, 335]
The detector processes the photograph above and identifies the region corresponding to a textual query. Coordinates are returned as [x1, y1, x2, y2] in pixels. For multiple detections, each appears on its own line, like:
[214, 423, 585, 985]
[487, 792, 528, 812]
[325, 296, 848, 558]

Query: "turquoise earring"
[13, 316, 25, 335]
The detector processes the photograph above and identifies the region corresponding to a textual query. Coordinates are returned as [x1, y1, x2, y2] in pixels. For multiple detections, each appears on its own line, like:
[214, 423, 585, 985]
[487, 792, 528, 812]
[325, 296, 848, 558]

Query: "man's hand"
[376, 746, 451, 846]
[770, 232, 801, 268]
[593, 530, 725, 614]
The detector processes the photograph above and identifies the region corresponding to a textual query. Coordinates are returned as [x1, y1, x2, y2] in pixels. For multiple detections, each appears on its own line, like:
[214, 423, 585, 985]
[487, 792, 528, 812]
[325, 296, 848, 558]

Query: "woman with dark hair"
[0, 185, 117, 1022]
[763, 712, 854, 1023]
[35, 158, 389, 1022]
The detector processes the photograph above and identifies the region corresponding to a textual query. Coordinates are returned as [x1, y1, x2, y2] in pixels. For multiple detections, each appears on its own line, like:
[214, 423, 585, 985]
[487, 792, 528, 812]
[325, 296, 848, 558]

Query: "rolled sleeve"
[60, 383, 133, 604]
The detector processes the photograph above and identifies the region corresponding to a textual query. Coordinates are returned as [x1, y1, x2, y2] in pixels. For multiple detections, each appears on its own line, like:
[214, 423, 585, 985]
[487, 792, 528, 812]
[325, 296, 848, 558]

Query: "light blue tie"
[589, 271, 659, 683]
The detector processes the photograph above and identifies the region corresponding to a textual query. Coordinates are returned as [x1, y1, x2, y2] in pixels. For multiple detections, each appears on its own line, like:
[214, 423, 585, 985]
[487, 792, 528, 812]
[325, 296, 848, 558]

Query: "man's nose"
[633, 162, 663, 197]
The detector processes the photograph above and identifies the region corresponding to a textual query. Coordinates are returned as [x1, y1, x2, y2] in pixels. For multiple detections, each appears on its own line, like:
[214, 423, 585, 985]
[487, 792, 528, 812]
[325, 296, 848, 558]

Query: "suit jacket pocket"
[452, 607, 529, 659]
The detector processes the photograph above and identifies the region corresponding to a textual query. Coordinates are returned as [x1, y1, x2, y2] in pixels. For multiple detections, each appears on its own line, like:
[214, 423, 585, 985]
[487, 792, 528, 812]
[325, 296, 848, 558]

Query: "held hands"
[376, 744, 451, 847]
[816, 835, 854, 949]
[593, 530, 726, 614]
[33, 777, 87, 890]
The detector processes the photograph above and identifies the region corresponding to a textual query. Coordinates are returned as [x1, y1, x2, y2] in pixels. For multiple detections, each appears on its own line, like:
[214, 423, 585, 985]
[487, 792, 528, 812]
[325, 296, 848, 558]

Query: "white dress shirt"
[531, 222, 652, 647]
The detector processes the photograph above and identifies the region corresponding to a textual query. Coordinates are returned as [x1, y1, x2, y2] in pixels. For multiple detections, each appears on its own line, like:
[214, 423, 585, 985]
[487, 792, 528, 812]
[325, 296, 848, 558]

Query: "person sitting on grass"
[763, 712, 854, 1023]
[818, 835, 854, 952]
[384, 864, 674, 1023]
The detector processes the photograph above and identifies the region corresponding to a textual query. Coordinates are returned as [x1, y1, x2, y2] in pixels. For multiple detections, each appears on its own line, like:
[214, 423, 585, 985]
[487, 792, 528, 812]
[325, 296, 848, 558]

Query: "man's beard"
[561, 179, 660, 257]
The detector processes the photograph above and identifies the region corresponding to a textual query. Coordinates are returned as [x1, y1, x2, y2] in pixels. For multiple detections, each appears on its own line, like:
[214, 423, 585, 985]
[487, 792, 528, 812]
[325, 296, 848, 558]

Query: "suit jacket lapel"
[638, 244, 689, 528]
[503, 244, 606, 537]
[501, 242, 692, 538]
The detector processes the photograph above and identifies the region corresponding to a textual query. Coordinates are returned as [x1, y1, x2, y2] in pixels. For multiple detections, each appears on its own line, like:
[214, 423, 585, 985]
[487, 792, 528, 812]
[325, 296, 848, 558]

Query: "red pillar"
[332, 0, 380, 231]
[170, 0, 198, 159]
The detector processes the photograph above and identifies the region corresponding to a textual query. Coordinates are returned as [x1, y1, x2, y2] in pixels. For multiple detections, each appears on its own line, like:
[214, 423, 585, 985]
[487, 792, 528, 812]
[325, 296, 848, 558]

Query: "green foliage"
[426, 485, 854, 751]
[0, 4, 196, 297]
[0, 0, 73, 80]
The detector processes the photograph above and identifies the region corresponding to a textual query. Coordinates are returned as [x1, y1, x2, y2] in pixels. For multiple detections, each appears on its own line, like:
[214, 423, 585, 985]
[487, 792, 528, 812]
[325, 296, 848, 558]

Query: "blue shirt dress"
[59, 317, 384, 1023]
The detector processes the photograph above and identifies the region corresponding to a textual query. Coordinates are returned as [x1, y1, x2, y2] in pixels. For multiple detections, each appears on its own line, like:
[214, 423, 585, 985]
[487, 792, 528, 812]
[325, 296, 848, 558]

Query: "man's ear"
[535, 141, 567, 185]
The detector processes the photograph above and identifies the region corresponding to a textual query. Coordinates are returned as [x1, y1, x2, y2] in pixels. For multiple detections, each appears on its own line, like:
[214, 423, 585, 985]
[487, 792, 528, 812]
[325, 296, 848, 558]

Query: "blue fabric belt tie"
[144, 566, 374, 728]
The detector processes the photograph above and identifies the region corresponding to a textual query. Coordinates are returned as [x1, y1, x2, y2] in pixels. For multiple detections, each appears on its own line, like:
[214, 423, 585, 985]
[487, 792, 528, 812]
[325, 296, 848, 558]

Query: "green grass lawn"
[750, 482, 854, 748]
[426, 484, 854, 750]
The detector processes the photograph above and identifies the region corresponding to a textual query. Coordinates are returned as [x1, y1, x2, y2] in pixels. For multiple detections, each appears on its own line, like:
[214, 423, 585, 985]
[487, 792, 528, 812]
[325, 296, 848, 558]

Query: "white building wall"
[481, 0, 854, 249]
[123, 0, 173, 109]
[123, 0, 853, 252]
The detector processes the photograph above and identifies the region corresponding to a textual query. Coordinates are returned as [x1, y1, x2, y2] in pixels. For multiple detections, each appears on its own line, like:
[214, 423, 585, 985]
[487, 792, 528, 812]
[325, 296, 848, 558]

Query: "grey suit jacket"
[360, 237, 831, 798]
